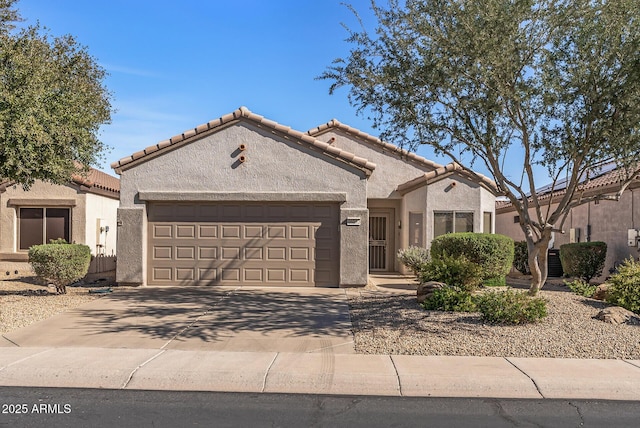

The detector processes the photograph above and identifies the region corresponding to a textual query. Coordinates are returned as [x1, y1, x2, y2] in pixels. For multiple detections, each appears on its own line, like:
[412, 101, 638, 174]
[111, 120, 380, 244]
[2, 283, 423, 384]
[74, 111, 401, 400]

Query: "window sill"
[0, 253, 29, 262]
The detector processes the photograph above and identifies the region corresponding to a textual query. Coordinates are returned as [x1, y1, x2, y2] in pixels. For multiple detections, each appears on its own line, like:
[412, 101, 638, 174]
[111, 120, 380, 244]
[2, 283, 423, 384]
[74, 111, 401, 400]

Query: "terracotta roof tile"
[495, 165, 640, 211]
[70, 167, 120, 197]
[308, 119, 444, 170]
[397, 162, 499, 195]
[0, 167, 120, 198]
[111, 106, 376, 176]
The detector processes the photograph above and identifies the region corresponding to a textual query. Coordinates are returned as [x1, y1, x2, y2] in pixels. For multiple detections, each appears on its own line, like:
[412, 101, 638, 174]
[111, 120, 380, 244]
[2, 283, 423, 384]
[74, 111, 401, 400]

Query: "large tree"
[321, 0, 640, 295]
[0, 0, 112, 188]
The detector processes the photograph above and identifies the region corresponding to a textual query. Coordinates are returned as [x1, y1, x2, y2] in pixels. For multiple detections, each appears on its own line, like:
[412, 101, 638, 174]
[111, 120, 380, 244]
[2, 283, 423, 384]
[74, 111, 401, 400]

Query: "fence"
[88, 255, 116, 274]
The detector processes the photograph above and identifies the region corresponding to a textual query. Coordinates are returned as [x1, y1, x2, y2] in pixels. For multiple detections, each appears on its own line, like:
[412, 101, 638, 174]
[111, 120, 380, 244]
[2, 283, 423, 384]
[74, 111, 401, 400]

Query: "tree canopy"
[0, 0, 112, 188]
[321, 0, 640, 294]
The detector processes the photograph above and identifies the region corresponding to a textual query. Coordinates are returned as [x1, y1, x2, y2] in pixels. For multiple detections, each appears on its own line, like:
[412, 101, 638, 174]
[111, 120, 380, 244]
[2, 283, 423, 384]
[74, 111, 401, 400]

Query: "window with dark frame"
[433, 211, 473, 237]
[19, 208, 70, 250]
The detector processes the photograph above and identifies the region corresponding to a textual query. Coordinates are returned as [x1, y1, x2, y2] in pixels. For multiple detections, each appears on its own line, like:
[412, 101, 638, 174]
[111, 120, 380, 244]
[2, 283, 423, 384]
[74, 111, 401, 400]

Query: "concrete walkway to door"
[1, 286, 355, 354]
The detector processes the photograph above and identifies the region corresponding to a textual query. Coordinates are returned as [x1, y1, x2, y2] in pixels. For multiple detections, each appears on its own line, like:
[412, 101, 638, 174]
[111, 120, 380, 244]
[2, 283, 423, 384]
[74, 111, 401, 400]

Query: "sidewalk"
[2, 346, 640, 400]
[2, 275, 640, 401]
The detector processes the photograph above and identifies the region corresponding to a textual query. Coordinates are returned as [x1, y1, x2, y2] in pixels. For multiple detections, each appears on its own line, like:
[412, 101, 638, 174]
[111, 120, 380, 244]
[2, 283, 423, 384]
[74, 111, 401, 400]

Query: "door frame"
[368, 208, 395, 272]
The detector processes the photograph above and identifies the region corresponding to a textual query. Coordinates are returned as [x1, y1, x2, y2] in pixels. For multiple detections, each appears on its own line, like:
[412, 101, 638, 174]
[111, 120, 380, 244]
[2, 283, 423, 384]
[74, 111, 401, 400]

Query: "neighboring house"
[0, 168, 120, 274]
[111, 107, 498, 287]
[496, 166, 640, 279]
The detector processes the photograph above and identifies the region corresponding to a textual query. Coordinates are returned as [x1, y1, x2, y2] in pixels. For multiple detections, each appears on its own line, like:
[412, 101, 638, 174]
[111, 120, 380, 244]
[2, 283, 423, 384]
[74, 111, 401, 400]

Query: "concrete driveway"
[1, 286, 355, 353]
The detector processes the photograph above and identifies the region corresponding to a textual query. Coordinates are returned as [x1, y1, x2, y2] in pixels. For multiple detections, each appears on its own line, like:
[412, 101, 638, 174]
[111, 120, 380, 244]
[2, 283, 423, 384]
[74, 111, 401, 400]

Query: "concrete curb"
[2, 347, 640, 400]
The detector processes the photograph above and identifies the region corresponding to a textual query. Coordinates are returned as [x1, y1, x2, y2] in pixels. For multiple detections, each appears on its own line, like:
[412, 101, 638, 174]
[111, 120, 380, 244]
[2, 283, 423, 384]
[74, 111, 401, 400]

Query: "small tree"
[0, 0, 112, 188]
[321, 0, 640, 295]
[29, 241, 91, 294]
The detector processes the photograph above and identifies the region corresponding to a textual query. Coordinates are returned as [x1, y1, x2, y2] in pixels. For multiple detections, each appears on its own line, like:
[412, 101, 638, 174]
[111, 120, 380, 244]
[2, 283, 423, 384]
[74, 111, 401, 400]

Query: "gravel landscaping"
[0, 277, 104, 335]
[348, 281, 640, 359]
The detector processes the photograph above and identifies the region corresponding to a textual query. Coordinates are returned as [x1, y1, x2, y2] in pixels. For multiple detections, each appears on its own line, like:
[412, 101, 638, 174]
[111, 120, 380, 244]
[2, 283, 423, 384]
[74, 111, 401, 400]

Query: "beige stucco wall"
[0, 181, 86, 254]
[85, 192, 119, 256]
[321, 130, 438, 199]
[495, 188, 640, 279]
[425, 175, 496, 247]
[116, 121, 369, 287]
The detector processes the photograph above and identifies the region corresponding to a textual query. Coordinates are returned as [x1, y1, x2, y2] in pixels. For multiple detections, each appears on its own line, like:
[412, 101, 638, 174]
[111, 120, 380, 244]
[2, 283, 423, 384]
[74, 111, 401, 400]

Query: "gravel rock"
[348, 288, 640, 359]
[0, 279, 103, 334]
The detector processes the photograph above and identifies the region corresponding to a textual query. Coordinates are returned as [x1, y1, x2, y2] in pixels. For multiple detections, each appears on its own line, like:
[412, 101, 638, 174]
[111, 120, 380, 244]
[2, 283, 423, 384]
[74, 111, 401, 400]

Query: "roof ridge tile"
[111, 107, 376, 176]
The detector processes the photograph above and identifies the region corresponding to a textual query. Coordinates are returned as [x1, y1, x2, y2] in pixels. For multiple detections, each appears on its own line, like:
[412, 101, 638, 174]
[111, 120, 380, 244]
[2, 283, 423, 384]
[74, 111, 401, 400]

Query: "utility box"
[628, 229, 639, 247]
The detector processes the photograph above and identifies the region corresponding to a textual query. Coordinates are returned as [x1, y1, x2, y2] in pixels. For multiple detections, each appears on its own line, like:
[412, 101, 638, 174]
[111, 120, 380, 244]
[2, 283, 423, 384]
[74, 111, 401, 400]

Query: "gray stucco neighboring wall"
[321, 130, 437, 199]
[116, 122, 369, 286]
[496, 188, 640, 279]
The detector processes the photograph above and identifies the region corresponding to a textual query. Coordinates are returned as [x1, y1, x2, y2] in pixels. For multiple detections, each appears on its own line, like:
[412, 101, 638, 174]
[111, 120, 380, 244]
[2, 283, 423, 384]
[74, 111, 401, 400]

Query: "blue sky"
[18, 0, 515, 182]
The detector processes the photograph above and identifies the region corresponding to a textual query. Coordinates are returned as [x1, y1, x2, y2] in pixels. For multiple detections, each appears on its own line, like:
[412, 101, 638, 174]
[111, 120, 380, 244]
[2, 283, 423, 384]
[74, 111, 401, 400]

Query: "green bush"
[28, 241, 91, 294]
[418, 254, 483, 292]
[605, 258, 640, 314]
[422, 286, 477, 312]
[513, 241, 531, 275]
[474, 289, 547, 324]
[564, 279, 597, 298]
[397, 246, 430, 275]
[430, 233, 514, 286]
[559, 242, 607, 282]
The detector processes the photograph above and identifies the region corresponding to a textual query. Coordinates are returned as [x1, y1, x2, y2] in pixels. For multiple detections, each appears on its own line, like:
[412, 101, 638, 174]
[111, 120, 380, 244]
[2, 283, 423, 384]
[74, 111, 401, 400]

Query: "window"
[434, 211, 473, 237]
[409, 212, 424, 247]
[483, 212, 492, 234]
[19, 208, 70, 250]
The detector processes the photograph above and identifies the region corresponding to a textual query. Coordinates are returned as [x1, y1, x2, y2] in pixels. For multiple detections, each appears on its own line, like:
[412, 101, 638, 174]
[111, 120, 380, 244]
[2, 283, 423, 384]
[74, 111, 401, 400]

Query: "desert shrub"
[513, 241, 531, 275]
[430, 233, 514, 286]
[29, 241, 91, 294]
[559, 242, 607, 282]
[418, 254, 483, 292]
[564, 279, 596, 298]
[474, 289, 547, 324]
[397, 246, 430, 275]
[605, 258, 640, 314]
[422, 286, 476, 312]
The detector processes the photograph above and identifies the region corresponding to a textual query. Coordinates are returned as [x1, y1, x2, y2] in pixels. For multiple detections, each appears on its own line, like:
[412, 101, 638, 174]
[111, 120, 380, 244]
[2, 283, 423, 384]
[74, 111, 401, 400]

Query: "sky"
[16, 0, 524, 183]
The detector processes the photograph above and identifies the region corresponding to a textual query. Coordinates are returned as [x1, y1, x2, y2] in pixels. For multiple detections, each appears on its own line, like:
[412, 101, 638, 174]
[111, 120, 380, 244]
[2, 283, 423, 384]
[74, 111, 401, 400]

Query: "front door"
[369, 212, 389, 271]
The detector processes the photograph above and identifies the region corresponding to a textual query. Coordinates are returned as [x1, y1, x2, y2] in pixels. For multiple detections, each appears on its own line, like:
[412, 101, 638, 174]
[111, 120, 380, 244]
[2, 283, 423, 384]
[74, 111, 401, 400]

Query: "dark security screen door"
[369, 214, 388, 271]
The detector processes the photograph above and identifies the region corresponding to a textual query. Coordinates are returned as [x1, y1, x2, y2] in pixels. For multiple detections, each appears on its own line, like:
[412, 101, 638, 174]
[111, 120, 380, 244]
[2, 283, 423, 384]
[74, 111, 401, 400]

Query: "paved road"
[2, 387, 640, 428]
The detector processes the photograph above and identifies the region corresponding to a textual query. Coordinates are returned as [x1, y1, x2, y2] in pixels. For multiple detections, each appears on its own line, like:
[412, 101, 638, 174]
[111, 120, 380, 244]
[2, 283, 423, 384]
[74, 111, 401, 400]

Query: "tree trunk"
[526, 232, 552, 296]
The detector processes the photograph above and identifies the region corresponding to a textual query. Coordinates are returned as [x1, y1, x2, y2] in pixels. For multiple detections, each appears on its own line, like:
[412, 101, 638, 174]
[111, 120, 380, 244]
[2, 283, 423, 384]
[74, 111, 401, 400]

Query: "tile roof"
[0, 167, 120, 198]
[72, 168, 120, 197]
[308, 119, 444, 171]
[495, 165, 640, 212]
[111, 107, 377, 176]
[396, 162, 500, 195]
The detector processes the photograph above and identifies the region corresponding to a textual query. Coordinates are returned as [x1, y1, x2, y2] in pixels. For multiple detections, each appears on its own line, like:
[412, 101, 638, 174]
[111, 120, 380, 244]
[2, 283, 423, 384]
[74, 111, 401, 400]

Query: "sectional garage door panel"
[147, 203, 339, 286]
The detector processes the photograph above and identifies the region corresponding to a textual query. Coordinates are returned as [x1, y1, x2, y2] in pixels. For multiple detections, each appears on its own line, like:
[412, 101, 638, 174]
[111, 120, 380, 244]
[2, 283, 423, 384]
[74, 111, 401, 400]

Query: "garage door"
[147, 202, 339, 286]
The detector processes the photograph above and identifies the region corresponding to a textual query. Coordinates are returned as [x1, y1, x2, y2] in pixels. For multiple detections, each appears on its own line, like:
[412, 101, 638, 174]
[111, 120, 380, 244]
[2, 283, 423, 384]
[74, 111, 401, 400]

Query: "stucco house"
[0, 168, 120, 275]
[111, 107, 498, 287]
[496, 165, 640, 279]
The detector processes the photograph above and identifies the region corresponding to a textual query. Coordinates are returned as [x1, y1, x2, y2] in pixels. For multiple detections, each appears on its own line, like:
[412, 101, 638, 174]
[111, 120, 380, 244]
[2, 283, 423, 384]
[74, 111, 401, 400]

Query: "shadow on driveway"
[2, 287, 354, 353]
